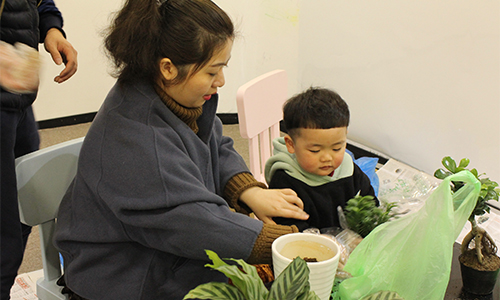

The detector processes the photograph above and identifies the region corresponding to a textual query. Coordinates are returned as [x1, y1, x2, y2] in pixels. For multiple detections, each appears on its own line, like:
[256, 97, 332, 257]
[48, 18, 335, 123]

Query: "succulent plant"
[344, 195, 398, 238]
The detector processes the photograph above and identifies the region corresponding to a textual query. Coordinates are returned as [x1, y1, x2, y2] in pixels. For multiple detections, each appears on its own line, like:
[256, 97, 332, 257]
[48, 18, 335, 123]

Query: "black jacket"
[269, 166, 377, 231]
[0, 0, 64, 110]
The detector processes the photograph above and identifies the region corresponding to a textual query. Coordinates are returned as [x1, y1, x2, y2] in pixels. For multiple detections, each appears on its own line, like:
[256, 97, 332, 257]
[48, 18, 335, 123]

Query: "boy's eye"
[333, 148, 342, 152]
[309, 150, 320, 153]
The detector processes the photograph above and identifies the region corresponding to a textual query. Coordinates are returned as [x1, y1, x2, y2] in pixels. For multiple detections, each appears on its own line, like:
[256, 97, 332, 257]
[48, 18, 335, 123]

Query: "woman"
[54, 0, 308, 299]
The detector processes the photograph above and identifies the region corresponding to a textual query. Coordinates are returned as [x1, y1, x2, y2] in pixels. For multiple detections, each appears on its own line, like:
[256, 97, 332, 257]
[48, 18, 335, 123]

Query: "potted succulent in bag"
[434, 156, 500, 295]
[344, 194, 399, 238]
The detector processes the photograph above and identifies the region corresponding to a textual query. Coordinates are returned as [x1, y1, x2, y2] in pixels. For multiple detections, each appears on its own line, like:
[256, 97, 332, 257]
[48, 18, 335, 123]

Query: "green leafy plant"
[332, 279, 404, 300]
[360, 291, 404, 300]
[183, 250, 320, 300]
[344, 195, 398, 238]
[434, 156, 500, 265]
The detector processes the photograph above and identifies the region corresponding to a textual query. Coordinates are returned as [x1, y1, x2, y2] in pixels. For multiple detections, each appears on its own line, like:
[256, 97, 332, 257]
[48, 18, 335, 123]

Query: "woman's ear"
[159, 58, 178, 81]
[284, 135, 295, 154]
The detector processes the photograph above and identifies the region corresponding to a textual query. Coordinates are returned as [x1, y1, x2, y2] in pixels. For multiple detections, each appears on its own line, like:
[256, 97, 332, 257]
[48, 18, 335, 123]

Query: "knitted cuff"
[247, 224, 298, 265]
[224, 172, 267, 214]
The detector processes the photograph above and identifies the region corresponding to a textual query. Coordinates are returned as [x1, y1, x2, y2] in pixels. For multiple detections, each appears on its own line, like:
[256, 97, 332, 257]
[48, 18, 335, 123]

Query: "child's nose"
[321, 153, 333, 162]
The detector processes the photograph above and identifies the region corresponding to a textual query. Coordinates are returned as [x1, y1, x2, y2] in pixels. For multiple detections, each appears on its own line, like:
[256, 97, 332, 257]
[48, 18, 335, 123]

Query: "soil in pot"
[459, 249, 500, 295]
[460, 249, 500, 271]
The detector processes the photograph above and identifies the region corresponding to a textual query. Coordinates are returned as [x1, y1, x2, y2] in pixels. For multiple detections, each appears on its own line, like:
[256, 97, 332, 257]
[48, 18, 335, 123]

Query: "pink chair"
[236, 70, 288, 183]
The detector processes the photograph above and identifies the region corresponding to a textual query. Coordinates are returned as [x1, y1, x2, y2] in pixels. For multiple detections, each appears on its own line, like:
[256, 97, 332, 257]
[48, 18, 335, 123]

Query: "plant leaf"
[458, 158, 470, 169]
[360, 290, 404, 300]
[433, 168, 451, 179]
[487, 189, 499, 201]
[268, 257, 320, 300]
[228, 258, 269, 299]
[442, 156, 457, 172]
[206, 249, 229, 268]
[296, 291, 322, 300]
[345, 195, 394, 237]
[182, 282, 246, 300]
[204, 250, 268, 300]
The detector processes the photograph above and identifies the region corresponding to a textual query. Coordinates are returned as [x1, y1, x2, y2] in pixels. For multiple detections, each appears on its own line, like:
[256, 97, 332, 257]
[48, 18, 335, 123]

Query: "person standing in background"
[0, 0, 78, 298]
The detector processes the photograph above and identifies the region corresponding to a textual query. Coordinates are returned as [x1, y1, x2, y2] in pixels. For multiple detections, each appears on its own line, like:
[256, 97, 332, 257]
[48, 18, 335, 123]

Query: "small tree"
[434, 156, 500, 264]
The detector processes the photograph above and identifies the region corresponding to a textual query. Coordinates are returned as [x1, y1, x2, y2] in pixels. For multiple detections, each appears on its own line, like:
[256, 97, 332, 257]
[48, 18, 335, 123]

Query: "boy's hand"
[239, 187, 309, 224]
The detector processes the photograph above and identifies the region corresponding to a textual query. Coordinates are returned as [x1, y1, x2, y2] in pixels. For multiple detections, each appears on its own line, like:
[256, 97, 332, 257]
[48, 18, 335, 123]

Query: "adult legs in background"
[1, 107, 39, 299]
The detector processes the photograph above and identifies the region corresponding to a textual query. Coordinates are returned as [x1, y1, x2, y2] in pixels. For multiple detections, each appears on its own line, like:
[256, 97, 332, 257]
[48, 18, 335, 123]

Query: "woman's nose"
[213, 70, 225, 88]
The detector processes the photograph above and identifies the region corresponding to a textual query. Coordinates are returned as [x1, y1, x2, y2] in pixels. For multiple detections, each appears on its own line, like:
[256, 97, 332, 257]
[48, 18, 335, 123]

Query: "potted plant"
[183, 250, 320, 300]
[188, 250, 405, 300]
[434, 156, 500, 295]
[344, 195, 399, 238]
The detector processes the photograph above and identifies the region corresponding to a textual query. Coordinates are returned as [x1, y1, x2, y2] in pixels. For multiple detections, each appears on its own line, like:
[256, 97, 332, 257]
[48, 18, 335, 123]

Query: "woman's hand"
[239, 187, 309, 224]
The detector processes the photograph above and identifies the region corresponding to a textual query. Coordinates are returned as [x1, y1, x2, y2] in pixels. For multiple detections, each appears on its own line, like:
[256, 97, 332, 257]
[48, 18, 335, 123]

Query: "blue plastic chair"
[16, 137, 84, 300]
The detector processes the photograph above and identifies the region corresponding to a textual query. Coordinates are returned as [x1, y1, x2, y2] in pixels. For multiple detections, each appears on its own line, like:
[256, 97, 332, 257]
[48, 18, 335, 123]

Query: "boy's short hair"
[283, 87, 350, 138]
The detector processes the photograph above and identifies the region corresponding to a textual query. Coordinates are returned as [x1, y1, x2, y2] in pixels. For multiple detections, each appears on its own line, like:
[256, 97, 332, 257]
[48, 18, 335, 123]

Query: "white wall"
[214, 0, 301, 113]
[298, 0, 499, 182]
[34, 0, 301, 119]
[33, 0, 121, 120]
[33, 0, 499, 182]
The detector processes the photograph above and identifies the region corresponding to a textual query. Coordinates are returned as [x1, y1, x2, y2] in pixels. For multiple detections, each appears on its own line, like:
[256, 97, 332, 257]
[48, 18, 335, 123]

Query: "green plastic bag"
[337, 170, 480, 300]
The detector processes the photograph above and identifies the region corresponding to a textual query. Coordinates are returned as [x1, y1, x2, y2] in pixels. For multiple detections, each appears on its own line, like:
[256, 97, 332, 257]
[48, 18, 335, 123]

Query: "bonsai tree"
[434, 156, 500, 266]
[183, 250, 320, 300]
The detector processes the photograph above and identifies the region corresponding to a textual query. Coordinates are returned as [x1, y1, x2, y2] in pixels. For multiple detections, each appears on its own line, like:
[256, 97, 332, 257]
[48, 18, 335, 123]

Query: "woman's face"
[161, 39, 233, 108]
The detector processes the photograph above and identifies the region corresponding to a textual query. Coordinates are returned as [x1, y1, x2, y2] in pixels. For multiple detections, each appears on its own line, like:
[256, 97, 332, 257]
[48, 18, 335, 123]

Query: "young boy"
[264, 87, 378, 231]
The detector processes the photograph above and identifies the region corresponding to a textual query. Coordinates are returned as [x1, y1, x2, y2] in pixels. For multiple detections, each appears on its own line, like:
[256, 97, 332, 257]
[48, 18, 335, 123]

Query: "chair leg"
[37, 222, 67, 299]
[36, 277, 67, 300]
[39, 221, 62, 281]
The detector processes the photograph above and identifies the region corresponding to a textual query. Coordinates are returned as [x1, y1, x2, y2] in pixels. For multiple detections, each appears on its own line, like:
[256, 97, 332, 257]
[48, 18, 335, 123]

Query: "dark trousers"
[1, 107, 39, 299]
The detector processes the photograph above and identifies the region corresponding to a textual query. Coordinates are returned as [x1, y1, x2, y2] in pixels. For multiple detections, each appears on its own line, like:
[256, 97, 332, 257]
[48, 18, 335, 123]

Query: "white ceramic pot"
[272, 232, 340, 300]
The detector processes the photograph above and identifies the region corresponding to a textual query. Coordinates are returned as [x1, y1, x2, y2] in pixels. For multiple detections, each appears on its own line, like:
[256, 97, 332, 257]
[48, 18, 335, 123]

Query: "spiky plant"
[344, 195, 398, 238]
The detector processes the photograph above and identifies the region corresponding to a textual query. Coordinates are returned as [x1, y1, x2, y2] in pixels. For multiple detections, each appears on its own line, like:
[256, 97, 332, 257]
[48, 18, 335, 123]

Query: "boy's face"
[285, 127, 348, 176]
